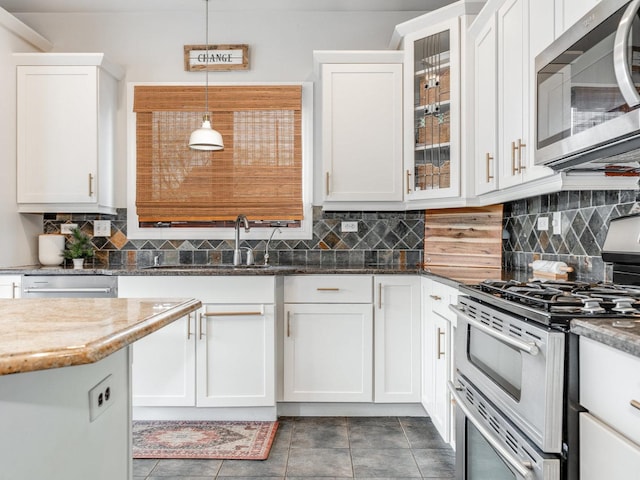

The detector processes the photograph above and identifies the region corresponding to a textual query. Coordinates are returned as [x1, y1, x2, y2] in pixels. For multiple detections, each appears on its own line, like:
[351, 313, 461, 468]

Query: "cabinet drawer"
[427, 280, 458, 323]
[119, 276, 275, 304]
[580, 412, 640, 480]
[580, 336, 640, 446]
[284, 275, 372, 303]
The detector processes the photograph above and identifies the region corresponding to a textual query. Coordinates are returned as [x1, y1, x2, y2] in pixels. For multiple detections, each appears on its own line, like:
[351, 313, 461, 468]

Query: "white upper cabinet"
[556, 0, 601, 38]
[404, 17, 462, 202]
[315, 51, 405, 210]
[472, 14, 499, 195]
[15, 53, 123, 214]
[497, 0, 530, 189]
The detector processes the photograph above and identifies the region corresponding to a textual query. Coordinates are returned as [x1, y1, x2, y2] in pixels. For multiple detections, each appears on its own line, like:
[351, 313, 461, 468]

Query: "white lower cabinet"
[579, 336, 640, 479]
[118, 276, 275, 409]
[283, 302, 373, 402]
[196, 303, 275, 407]
[283, 275, 373, 402]
[374, 275, 421, 403]
[580, 412, 640, 480]
[421, 277, 458, 445]
[0, 275, 21, 298]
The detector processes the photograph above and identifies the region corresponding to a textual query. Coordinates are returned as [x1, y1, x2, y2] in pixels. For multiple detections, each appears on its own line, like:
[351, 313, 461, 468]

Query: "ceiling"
[0, 0, 457, 13]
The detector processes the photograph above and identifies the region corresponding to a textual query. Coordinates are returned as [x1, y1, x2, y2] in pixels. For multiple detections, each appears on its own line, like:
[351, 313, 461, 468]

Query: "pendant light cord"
[205, 0, 209, 116]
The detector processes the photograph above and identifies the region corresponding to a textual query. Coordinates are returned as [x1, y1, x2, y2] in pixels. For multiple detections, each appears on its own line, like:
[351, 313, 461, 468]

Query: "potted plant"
[63, 227, 94, 269]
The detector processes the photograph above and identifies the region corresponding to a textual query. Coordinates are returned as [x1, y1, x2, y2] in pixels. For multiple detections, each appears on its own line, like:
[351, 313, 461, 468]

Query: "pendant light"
[189, 0, 224, 151]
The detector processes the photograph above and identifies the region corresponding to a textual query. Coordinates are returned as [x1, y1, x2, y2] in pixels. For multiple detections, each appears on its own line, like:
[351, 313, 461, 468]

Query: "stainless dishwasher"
[22, 275, 117, 298]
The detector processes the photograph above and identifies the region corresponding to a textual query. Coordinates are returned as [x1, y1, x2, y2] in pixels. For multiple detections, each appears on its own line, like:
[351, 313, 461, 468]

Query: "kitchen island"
[0, 297, 201, 480]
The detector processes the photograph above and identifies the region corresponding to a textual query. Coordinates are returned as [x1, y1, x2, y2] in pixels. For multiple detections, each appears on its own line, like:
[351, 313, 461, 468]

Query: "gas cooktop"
[460, 279, 640, 328]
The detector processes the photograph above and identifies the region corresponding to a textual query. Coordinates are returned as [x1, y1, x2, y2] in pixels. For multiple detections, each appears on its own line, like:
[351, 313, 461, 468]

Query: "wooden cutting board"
[424, 204, 503, 282]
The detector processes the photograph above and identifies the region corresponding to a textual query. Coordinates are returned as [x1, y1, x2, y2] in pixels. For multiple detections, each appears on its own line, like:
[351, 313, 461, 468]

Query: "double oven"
[449, 278, 640, 480]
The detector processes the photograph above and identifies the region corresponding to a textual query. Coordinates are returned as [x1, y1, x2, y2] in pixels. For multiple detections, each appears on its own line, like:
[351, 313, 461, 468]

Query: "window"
[127, 83, 313, 240]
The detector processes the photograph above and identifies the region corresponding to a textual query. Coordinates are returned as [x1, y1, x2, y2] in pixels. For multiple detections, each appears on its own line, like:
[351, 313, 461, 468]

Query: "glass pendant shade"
[189, 115, 224, 151]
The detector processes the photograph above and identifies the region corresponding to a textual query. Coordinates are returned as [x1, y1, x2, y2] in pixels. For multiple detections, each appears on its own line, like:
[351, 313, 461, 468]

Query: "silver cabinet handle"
[200, 311, 262, 317]
[187, 313, 193, 340]
[631, 399, 640, 411]
[378, 283, 382, 309]
[23, 287, 112, 294]
[448, 381, 534, 479]
[448, 304, 539, 356]
[437, 327, 445, 359]
[88, 173, 94, 197]
[614, 0, 640, 107]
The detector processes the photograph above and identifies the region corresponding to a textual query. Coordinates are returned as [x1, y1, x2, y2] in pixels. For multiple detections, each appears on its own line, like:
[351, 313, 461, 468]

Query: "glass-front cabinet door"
[404, 18, 460, 201]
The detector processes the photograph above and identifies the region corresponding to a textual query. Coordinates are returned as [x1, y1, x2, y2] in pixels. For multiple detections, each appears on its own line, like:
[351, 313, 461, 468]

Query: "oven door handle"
[448, 305, 539, 356]
[448, 381, 534, 479]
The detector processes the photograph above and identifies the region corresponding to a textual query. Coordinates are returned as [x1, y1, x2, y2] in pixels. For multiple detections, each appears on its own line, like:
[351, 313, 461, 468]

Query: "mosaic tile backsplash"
[44, 207, 425, 269]
[503, 189, 640, 282]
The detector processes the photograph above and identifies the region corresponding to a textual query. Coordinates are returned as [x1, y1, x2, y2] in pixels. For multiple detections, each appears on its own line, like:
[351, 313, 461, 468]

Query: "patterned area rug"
[132, 420, 279, 460]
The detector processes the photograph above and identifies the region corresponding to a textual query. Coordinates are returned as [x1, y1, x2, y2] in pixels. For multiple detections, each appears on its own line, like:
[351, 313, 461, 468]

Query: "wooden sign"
[184, 44, 249, 71]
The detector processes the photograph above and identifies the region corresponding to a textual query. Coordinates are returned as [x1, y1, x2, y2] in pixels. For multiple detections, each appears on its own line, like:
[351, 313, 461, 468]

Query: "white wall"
[0, 10, 51, 267]
[14, 10, 422, 208]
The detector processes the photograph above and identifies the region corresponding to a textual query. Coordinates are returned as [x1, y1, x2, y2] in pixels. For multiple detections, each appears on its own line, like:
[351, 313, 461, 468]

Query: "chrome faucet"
[264, 227, 281, 265]
[233, 214, 251, 266]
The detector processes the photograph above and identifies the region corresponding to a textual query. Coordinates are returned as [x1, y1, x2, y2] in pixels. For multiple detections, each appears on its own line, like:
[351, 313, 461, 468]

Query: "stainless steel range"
[449, 274, 640, 480]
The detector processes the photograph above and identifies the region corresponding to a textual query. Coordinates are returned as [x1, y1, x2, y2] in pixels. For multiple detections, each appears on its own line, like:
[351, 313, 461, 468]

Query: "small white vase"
[72, 258, 85, 269]
[38, 234, 65, 266]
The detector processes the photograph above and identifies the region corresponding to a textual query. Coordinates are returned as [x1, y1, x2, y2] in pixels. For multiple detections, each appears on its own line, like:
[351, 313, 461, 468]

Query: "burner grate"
[477, 279, 640, 315]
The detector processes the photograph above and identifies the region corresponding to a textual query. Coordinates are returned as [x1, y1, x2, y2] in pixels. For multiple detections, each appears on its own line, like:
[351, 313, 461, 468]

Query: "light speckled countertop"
[0, 297, 201, 375]
[571, 318, 640, 358]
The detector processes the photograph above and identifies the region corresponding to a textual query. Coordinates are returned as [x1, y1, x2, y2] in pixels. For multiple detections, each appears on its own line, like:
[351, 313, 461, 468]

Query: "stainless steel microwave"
[535, 0, 640, 172]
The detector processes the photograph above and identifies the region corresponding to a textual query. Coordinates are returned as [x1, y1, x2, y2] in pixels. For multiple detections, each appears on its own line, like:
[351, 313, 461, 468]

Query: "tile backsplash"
[503, 189, 640, 282]
[44, 207, 424, 269]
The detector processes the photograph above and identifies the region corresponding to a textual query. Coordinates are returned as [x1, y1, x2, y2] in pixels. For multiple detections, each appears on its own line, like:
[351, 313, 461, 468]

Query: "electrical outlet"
[89, 375, 113, 422]
[60, 223, 78, 234]
[93, 220, 111, 237]
[341, 221, 358, 233]
[552, 212, 562, 235]
[537, 217, 549, 231]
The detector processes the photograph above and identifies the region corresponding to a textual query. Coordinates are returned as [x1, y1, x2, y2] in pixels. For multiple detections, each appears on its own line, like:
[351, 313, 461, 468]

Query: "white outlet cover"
[89, 374, 113, 422]
[537, 217, 549, 231]
[60, 223, 78, 234]
[93, 220, 111, 237]
[341, 221, 358, 233]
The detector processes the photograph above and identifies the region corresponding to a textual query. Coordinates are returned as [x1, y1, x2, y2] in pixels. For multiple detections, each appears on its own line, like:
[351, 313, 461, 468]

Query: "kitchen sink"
[141, 264, 291, 271]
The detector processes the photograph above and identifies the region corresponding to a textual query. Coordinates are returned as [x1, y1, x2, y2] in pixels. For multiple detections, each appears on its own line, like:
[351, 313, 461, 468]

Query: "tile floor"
[133, 416, 455, 479]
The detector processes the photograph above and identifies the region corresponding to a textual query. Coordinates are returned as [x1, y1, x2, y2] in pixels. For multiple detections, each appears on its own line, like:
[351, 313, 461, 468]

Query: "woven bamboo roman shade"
[133, 85, 303, 223]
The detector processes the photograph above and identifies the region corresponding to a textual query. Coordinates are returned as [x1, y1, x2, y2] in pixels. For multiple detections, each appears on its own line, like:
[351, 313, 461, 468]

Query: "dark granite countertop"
[571, 318, 640, 359]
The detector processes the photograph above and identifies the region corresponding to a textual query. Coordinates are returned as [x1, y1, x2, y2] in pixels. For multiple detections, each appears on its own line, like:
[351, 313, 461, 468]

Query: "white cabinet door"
[119, 277, 196, 407]
[17, 66, 98, 205]
[580, 412, 640, 480]
[374, 275, 421, 403]
[404, 17, 462, 201]
[121, 275, 275, 408]
[322, 63, 403, 203]
[497, 0, 529, 189]
[557, 0, 600, 37]
[473, 14, 498, 195]
[131, 314, 196, 407]
[421, 277, 457, 445]
[0, 275, 21, 298]
[196, 303, 275, 407]
[15, 54, 121, 214]
[283, 303, 373, 402]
